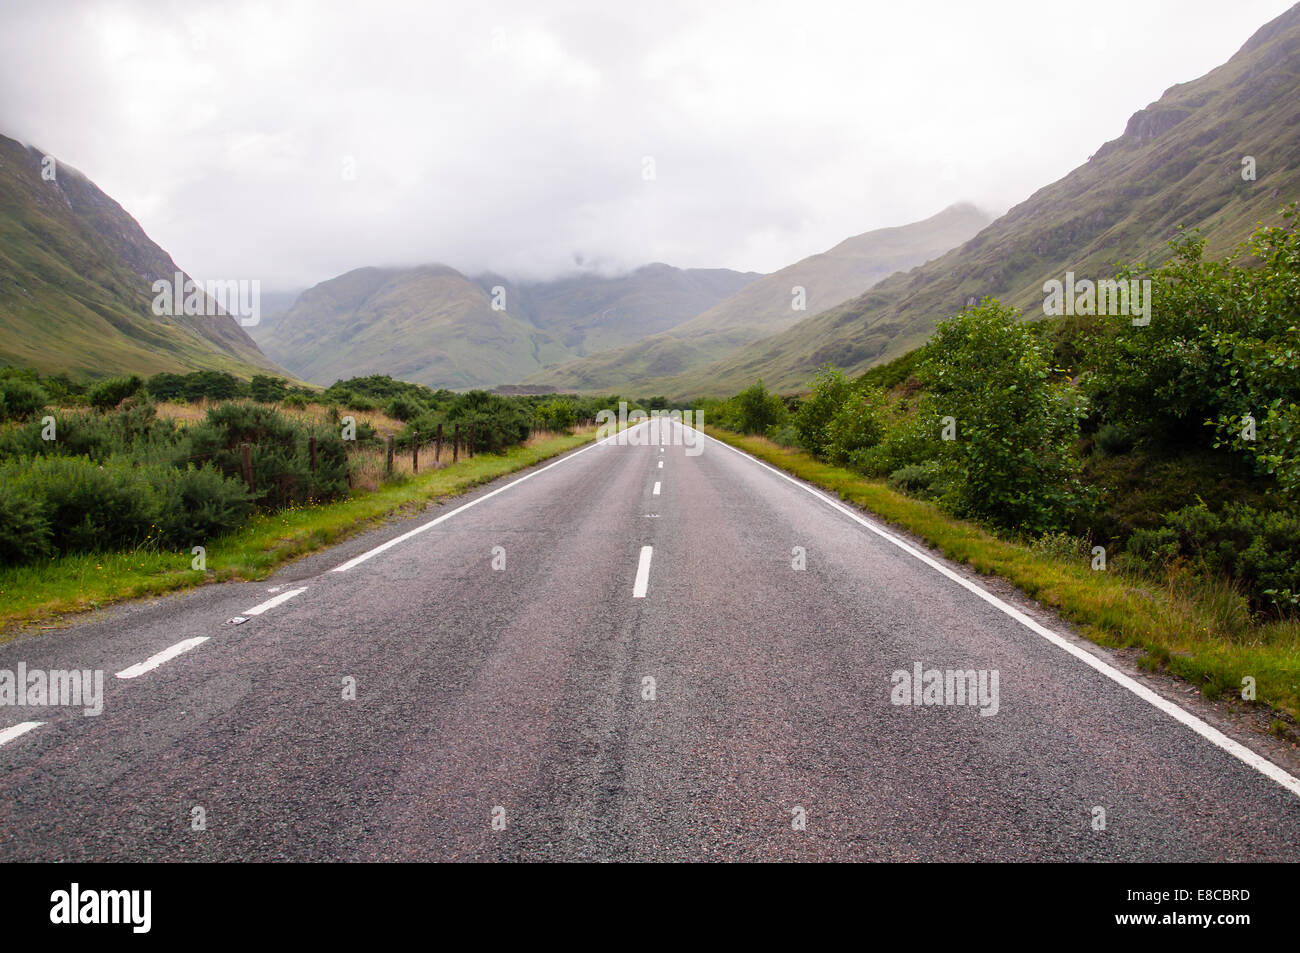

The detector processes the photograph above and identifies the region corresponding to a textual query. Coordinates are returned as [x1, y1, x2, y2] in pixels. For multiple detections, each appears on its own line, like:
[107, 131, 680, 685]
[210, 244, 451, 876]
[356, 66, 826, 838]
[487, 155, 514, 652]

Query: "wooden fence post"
[385, 435, 394, 475]
[240, 442, 254, 493]
[435, 423, 443, 464]
[412, 431, 419, 474]
[468, 423, 475, 459]
[453, 424, 460, 463]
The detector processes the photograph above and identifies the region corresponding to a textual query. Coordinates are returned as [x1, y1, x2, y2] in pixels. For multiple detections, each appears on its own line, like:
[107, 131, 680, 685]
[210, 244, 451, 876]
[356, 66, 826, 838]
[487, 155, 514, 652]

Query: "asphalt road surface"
[2, 421, 1298, 861]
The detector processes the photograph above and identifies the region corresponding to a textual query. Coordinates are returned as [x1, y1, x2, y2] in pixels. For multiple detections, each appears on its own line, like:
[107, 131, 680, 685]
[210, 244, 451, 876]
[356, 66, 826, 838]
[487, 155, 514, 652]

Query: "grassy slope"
[527, 202, 992, 392]
[708, 428, 1300, 726]
[488, 264, 761, 357]
[0, 134, 286, 380]
[0, 428, 597, 637]
[256, 264, 576, 389]
[660, 6, 1300, 398]
[255, 261, 762, 391]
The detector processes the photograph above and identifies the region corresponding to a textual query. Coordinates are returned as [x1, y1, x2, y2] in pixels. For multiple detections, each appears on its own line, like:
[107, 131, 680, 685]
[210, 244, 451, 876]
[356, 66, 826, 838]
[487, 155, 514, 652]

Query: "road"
[1, 421, 1298, 861]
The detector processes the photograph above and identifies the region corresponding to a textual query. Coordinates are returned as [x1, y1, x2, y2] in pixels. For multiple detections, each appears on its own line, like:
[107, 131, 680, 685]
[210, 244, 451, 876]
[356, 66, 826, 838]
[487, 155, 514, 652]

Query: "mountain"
[524, 202, 992, 392]
[663, 4, 1300, 397]
[0, 133, 286, 380]
[254, 262, 760, 390]
[477, 264, 760, 356]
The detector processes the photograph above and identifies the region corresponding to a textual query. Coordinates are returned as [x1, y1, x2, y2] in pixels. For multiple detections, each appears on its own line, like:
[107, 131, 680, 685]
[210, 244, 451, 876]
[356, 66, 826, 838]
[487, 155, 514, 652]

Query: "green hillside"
[256, 261, 760, 390]
[480, 263, 760, 357]
[526, 202, 991, 392]
[0, 133, 286, 380]
[660, 4, 1300, 397]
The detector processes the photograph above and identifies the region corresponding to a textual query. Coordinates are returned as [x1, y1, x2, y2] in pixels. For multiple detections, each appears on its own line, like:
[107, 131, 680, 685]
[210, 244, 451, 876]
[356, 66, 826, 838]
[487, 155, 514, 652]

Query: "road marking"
[658, 461, 663, 468]
[633, 545, 654, 598]
[701, 425, 1300, 800]
[333, 423, 650, 573]
[243, 587, 308, 616]
[0, 722, 44, 748]
[653, 481, 661, 496]
[115, 637, 210, 680]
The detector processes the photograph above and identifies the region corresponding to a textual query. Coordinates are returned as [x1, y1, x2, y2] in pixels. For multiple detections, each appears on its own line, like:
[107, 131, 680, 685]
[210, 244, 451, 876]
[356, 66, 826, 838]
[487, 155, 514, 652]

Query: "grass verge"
[707, 427, 1300, 726]
[0, 428, 597, 638]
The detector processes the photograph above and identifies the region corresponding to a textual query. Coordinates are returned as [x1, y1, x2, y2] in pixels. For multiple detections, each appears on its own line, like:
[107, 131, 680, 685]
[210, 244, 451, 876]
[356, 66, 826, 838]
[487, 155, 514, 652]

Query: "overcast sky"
[1, 0, 1294, 291]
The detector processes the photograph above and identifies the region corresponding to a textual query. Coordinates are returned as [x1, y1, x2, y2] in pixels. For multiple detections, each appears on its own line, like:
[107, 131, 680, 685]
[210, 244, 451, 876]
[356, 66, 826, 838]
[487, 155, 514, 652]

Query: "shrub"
[919, 298, 1084, 533]
[427, 391, 532, 454]
[250, 375, 289, 403]
[1094, 423, 1134, 456]
[0, 378, 49, 421]
[1122, 503, 1300, 616]
[534, 398, 577, 433]
[152, 464, 254, 545]
[187, 402, 349, 508]
[888, 463, 936, 494]
[851, 408, 937, 477]
[826, 387, 885, 466]
[0, 482, 50, 563]
[88, 375, 144, 410]
[147, 370, 246, 402]
[732, 380, 787, 435]
[386, 395, 424, 422]
[6, 456, 159, 554]
[793, 365, 851, 456]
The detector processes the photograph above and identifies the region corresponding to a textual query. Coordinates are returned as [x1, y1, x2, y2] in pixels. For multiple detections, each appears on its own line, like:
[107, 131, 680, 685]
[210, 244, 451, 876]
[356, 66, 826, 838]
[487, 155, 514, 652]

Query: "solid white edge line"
[699, 425, 1300, 800]
[633, 545, 654, 598]
[115, 637, 210, 680]
[653, 481, 661, 496]
[0, 721, 44, 747]
[331, 422, 651, 573]
[243, 586, 308, 616]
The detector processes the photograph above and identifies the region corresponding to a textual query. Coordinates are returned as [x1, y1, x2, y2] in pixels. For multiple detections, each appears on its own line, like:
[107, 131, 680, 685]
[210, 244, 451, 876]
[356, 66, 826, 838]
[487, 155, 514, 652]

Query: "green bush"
[826, 387, 885, 466]
[851, 409, 937, 477]
[1122, 503, 1300, 615]
[250, 375, 289, 403]
[0, 378, 50, 421]
[534, 398, 577, 433]
[732, 380, 787, 435]
[1094, 423, 1134, 456]
[188, 402, 349, 509]
[919, 298, 1084, 533]
[0, 455, 252, 565]
[146, 370, 246, 402]
[88, 375, 144, 410]
[0, 482, 50, 563]
[793, 365, 851, 456]
[888, 463, 936, 494]
[421, 391, 532, 454]
[386, 395, 424, 422]
[152, 464, 254, 545]
[6, 456, 159, 554]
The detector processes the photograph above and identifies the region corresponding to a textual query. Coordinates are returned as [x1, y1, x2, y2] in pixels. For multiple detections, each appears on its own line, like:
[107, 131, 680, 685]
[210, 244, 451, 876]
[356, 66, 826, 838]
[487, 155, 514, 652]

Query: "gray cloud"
[1, 0, 1292, 290]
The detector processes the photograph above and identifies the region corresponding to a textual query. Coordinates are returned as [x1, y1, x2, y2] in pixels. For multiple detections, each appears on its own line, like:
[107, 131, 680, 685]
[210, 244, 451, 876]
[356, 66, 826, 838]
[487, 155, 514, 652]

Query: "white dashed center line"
[115, 637, 210, 680]
[0, 721, 44, 748]
[632, 545, 653, 598]
[652, 481, 661, 496]
[243, 587, 308, 616]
